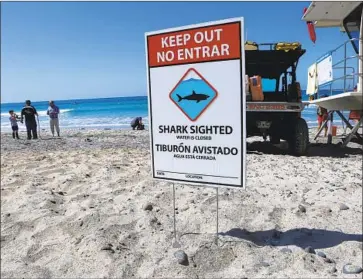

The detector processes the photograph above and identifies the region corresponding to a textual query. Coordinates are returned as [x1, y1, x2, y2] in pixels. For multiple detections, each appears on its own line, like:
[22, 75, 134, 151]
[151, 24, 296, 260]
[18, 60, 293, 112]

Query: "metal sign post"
[172, 183, 181, 248]
[216, 187, 219, 246]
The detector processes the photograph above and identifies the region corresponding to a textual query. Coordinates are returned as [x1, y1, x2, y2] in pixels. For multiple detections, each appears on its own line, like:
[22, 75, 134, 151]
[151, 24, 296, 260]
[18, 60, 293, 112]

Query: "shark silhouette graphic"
[176, 90, 210, 103]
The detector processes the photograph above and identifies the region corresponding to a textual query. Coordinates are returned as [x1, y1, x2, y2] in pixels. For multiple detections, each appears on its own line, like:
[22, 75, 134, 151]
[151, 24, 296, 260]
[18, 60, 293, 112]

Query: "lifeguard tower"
[302, 1, 363, 146]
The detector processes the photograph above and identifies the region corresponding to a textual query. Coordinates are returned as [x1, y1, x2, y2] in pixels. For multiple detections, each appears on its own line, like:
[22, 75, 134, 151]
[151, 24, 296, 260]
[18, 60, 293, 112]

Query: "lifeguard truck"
[245, 42, 309, 156]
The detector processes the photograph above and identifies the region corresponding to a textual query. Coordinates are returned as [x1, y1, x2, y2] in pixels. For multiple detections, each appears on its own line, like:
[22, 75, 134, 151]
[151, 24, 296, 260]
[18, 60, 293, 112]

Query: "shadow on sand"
[219, 228, 363, 250]
[247, 141, 363, 158]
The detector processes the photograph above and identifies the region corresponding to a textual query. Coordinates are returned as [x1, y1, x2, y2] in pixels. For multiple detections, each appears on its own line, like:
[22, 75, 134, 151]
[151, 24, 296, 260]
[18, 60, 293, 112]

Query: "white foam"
[1, 108, 73, 117]
[1, 114, 149, 131]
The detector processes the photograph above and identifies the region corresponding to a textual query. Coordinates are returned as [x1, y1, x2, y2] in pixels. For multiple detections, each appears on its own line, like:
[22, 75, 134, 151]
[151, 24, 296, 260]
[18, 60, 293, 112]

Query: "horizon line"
[0, 94, 148, 105]
[3, 88, 341, 105]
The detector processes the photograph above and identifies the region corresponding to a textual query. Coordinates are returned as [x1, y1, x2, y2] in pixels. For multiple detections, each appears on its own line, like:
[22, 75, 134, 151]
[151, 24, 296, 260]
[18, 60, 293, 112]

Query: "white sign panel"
[145, 18, 246, 188]
[317, 54, 333, 86]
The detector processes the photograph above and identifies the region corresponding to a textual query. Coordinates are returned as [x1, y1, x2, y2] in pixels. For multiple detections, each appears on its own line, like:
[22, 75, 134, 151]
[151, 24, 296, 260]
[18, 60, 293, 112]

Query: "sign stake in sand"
[171, 184, 220, 247]
[216, 187, 219, 245]
[145, 17, 246, 246]
[172, 183, 181, 248]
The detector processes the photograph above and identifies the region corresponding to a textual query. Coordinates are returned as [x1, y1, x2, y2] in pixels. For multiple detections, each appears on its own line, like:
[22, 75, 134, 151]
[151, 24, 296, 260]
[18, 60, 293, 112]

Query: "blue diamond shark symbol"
[169, 68, 218, 121]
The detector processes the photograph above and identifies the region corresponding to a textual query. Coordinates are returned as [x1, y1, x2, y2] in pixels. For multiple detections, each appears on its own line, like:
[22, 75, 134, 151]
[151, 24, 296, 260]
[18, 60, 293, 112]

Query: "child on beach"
[9, 110, 20, 139]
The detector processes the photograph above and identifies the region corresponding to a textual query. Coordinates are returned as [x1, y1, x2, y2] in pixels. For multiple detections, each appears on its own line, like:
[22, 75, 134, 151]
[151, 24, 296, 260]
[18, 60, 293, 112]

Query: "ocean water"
[0, 91, 351, 132]
[1, 96, 148, 132]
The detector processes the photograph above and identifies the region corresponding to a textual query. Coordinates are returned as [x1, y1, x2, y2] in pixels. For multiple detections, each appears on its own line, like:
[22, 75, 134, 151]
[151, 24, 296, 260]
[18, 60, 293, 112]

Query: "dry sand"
[1, 128, 362, 278]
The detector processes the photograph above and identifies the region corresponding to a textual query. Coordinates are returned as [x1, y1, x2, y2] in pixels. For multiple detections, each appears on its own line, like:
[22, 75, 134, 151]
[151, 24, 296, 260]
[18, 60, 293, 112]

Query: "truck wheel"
[288, 118, 309, 156]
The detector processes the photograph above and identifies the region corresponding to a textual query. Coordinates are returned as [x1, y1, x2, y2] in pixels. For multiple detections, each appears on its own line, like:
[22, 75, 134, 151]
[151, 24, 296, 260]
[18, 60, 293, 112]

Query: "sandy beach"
[1, 128, 362, 278]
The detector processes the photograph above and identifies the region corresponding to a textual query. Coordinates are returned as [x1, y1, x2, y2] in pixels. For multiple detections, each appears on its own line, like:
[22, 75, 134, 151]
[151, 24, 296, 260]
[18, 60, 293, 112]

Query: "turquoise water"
[1, 96, 148, 132]
[0, 91, 350, 132]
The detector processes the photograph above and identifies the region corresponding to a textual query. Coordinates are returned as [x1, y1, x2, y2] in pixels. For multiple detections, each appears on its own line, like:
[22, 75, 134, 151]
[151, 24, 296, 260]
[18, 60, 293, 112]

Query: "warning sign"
[145, 18, 246, 188]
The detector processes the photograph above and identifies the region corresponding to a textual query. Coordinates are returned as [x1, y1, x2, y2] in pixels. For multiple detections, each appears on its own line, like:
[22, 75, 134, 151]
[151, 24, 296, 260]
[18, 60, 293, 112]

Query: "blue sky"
[1, 1, 354, 103]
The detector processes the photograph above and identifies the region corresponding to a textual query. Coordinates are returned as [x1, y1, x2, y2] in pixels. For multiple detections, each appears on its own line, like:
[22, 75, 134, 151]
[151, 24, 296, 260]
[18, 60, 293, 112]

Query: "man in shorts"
[47, 100, 60, 137]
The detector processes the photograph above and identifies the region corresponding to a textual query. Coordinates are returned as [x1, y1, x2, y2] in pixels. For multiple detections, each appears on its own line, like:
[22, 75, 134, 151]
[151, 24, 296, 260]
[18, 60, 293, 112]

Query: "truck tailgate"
[246, 102, 309, 112]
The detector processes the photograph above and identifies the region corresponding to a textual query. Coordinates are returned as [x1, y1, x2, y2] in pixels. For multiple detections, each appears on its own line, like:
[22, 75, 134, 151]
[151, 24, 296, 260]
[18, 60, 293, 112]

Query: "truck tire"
[288, 118, 309, 156]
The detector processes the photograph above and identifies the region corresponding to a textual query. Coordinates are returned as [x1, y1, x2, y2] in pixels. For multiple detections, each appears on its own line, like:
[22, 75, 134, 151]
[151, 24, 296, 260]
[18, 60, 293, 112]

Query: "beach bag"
[249, 76, 264, 101]
[274, 42, 302, 51]
[245, 41, 259, 51]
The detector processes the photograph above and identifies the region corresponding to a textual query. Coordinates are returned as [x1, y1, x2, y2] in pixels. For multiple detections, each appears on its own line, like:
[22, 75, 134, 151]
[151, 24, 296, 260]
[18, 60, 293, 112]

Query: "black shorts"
[11, 125, 19, 131]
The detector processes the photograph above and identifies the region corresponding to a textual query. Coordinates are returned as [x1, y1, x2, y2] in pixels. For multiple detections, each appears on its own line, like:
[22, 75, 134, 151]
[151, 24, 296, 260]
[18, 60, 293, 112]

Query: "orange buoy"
[303, 8, 316, 44]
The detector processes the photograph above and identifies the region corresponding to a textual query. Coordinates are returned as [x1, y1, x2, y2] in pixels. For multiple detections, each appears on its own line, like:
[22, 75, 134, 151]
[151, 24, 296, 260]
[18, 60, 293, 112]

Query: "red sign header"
[147, 22, 241, 67]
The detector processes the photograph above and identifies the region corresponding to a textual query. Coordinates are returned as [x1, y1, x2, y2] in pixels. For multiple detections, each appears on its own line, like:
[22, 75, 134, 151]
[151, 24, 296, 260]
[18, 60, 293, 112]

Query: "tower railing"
[315, 38, 362, 98]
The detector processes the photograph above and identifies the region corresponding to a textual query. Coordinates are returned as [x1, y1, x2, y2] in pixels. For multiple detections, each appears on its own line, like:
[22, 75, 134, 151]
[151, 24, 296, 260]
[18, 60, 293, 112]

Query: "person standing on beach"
[47, 100, 60, 137]
[21, 100, 38, 140]
[8, 110, 20, 139]
[317, 105, 328, 137]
